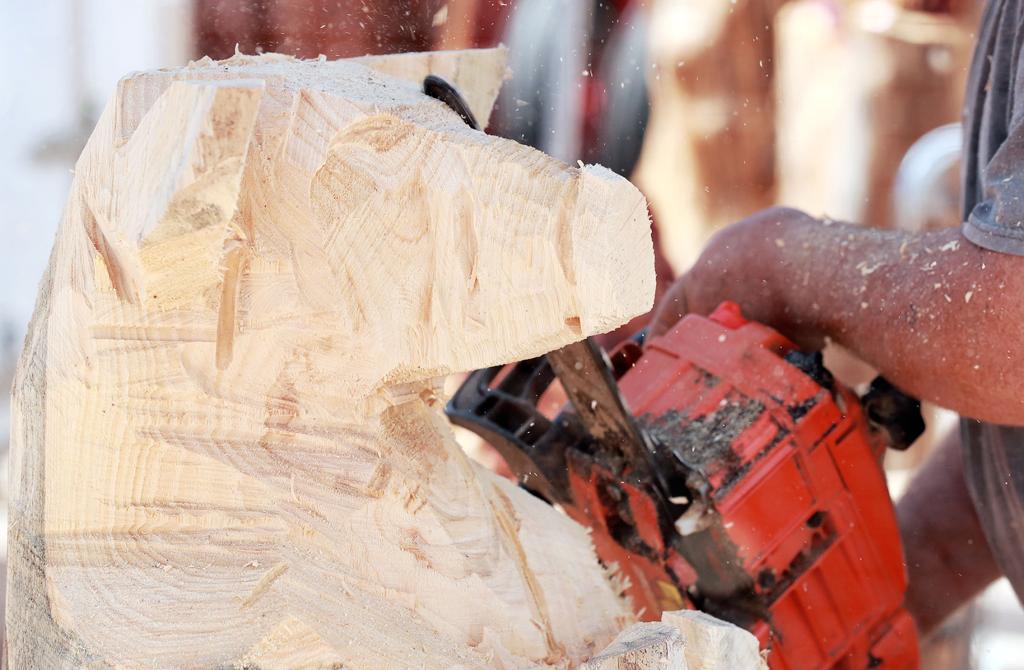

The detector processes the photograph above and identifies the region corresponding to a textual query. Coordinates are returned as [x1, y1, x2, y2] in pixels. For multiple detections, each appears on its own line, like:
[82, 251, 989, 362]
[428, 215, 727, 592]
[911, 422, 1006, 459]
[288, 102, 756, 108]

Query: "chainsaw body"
[447, 303, 921, 669]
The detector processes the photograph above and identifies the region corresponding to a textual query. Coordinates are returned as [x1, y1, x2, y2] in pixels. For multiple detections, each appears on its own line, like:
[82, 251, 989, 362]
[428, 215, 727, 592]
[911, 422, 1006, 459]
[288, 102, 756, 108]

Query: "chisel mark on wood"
[91, 325, 217, 342]
[241, 562, 289, 610]
[216, 243, 244, 370]
[490, 486, 566, 665]
[84, 202, 142, 304]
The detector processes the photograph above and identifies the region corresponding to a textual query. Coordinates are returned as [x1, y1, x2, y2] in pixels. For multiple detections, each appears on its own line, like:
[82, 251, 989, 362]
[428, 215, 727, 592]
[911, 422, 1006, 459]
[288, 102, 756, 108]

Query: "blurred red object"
[194, 0, 515, 60]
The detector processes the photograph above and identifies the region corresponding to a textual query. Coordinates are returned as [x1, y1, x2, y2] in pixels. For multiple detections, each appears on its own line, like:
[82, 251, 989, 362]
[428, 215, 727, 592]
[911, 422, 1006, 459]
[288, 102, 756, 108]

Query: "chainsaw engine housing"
[613, 304, 918, 668]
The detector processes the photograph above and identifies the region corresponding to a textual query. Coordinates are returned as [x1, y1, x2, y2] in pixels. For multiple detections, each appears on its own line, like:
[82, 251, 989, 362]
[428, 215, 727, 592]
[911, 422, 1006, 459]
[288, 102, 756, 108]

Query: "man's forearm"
[683, 208, 1024, 424]
[897, 429, 1001, 634]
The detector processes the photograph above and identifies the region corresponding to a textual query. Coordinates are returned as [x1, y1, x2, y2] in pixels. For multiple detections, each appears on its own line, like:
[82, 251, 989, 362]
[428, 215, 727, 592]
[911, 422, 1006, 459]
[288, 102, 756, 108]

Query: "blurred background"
[0, 0, 1021, 666]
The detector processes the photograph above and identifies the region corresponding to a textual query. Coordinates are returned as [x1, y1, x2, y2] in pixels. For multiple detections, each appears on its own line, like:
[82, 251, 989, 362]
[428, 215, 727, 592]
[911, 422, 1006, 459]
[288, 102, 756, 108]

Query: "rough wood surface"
[661, 611, 766, 670]
[6, 48, 655, 669]
[582, 611, 767, 670]
[582, 622, 686, 670]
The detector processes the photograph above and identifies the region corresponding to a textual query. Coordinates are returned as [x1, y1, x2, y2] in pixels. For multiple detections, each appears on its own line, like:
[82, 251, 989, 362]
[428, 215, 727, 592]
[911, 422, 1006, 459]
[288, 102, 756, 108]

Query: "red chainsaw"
[424, 73, 925, 669]
[447, 302, 924, 670]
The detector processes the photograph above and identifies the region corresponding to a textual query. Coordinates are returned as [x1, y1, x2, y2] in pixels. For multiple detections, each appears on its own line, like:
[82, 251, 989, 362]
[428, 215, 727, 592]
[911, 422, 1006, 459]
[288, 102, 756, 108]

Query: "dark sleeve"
[962, 0, 1024, 255]
[963, 123, 1024, 255]
[960, 419, 1024, 603]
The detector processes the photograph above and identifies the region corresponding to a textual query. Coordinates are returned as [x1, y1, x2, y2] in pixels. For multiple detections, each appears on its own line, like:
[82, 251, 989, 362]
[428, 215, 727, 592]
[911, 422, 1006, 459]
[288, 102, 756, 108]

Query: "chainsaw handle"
[860, 376, 925, 451]
[780, 349, 924, 451]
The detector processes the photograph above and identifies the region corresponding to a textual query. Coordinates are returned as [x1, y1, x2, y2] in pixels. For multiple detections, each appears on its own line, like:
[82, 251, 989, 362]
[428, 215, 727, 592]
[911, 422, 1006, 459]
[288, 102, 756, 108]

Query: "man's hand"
[649, 205, 1024, 426]
[649, 207, 826, 348]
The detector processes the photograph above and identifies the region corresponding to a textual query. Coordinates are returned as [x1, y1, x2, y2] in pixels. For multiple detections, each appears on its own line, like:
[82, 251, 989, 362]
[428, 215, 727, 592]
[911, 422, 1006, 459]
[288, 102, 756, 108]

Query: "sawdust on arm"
[662, 206, 1024, 425]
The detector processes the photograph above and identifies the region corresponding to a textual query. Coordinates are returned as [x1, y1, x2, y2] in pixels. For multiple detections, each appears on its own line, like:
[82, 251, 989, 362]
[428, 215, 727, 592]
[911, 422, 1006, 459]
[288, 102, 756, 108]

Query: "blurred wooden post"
[195, 0, 444, 59]
[635, 0, 784, 270]
[776, 0, 972, 228]
[194, 0, 510, 61]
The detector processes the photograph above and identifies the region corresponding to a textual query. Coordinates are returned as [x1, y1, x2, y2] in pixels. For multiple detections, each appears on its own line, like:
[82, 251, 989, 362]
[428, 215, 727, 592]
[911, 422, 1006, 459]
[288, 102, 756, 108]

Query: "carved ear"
[76, 80, 263, 304]
[352, 46, 509, 125]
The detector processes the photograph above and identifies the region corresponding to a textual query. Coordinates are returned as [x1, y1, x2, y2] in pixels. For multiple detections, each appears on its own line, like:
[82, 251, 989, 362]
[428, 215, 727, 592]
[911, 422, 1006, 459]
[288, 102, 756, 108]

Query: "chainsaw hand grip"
[860, 376, 925, 451]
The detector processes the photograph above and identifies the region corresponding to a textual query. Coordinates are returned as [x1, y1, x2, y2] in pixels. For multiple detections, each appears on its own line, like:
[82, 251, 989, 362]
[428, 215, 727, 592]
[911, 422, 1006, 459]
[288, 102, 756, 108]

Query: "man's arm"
[651, 207, 1024, 425]
[897, 429, 1002, 634]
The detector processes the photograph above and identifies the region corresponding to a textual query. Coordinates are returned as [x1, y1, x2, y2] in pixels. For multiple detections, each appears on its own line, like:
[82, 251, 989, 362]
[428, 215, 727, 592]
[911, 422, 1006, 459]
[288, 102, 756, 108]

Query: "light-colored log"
[582, 611, 768, 670]
[6, 48, 654, 669]
[661, 611, 767, 670]
[583, 622, 686, 670]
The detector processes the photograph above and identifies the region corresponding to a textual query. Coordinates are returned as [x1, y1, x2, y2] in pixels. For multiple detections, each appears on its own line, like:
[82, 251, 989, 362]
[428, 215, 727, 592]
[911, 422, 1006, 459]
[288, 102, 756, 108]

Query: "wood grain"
[6, 48, 656, 669]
